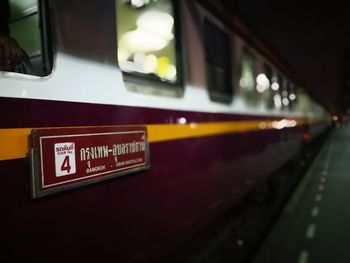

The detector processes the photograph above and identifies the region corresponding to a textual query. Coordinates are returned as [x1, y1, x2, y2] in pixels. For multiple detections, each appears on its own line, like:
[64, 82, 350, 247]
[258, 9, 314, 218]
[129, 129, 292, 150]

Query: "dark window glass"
[204, 19, 232, 104]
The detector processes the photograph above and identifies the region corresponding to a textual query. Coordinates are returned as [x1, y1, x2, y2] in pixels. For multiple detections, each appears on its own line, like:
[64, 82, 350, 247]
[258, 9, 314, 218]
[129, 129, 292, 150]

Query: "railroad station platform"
[252, 125, 350, 263]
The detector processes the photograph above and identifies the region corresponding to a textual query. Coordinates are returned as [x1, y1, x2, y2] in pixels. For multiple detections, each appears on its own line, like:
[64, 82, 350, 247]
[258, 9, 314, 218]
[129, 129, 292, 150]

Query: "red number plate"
[30, 126, 150, 198]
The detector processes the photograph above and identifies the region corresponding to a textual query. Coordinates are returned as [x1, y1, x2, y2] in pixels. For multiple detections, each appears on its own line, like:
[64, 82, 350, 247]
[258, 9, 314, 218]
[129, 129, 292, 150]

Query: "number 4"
[61, 155, 71, 174]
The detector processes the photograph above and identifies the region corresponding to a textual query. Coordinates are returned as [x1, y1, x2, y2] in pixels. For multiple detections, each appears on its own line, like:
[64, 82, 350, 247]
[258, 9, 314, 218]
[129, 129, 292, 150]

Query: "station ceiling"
[223, 0, 350, 115]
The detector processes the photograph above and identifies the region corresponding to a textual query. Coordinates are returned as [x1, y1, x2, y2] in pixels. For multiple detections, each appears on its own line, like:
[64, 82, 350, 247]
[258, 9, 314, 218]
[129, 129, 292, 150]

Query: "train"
[0, 0, 331, 262]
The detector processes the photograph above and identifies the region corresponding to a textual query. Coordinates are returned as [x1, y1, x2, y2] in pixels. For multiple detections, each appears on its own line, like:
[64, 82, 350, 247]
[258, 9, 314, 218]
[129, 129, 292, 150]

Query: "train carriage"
[0, 0, 330, 262]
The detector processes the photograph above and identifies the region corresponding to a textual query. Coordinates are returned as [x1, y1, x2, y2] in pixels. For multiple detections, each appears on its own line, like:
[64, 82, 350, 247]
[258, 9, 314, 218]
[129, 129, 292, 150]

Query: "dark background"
[222, 0, 350, 116]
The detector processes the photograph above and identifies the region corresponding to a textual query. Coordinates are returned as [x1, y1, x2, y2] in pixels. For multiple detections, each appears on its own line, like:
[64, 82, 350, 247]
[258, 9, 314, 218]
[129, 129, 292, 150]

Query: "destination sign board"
[30, 126, 150, 198]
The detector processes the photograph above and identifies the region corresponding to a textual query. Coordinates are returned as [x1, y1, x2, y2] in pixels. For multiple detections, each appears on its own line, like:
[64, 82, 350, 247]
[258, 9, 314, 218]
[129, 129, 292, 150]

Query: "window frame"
[38, 0, 54, 76]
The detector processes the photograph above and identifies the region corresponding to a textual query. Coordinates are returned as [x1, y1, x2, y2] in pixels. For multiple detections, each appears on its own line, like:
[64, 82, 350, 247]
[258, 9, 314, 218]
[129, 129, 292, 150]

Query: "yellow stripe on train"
[0, 119, 313, 161]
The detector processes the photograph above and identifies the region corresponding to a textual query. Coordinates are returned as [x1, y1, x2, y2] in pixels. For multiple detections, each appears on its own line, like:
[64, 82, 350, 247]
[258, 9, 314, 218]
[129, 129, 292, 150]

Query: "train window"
[259, 63, 274, 109]
[1, 0, 53, 76]
[280, 75, 290, 110]
[288, 82, 297, 109]
[271, 74, 282, 109]
[239, 48, 256, 106]
[116, 0, 181, 88]
[204, 19, 232, 104]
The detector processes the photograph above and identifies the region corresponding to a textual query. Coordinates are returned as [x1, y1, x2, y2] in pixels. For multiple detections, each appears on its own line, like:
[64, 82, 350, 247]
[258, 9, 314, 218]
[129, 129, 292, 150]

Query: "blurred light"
[289, 93, 296, 100]
[142, 54, 158, 73]
[158, 56, 170, 78]
[240, 77, 255, 90]
[332, 115, 339, 121]
[118, 11, 174, 54]
[271, 82, 279, 91]
[282, 98, 289, 106]
[240, 77, 254, 89]
[118, 10, 175, 79]
[134, 53, 145, 65]
[137, 11, 174, 42]
[289, 120, 297, 127]
[272, 119, 298, 130]
[189, 123, 198, 129]
[166, 64, 177, 81]
[118, 48, 129, 63]
[256, 84, 265, 93]
[282, 90, 288, 97]
[259, 122, 268, 129]
[178, 117, 187, 124]
[131, 0, 150, 8]
[256, 73, 270, 93]
[273, 94, 282, 109]
[240, 64, 255, 90]
[272, 120, 286, 129]
[119, 30, 168, 53]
